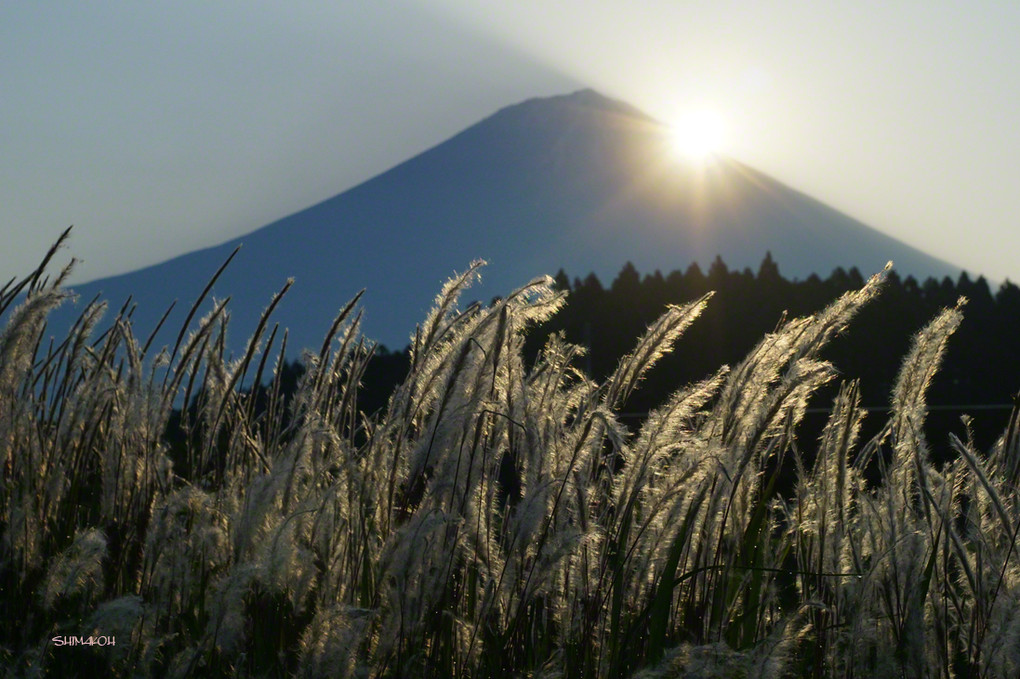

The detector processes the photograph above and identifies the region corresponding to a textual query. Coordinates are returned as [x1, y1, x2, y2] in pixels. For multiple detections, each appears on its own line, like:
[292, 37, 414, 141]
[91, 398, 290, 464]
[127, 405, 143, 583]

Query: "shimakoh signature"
[51, 636, 116, 647]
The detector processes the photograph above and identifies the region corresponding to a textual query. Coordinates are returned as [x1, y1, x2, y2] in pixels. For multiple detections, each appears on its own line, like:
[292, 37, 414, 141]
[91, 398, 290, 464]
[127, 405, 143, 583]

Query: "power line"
[616, 403, 1016, 419]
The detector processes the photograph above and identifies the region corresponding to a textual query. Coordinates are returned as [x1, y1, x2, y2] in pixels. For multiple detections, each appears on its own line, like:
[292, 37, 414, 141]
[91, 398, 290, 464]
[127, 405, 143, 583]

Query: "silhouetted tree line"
[543, 256, 1010, 404]
[534, 254, 1020, 456]
[358, 254, 1020, 458]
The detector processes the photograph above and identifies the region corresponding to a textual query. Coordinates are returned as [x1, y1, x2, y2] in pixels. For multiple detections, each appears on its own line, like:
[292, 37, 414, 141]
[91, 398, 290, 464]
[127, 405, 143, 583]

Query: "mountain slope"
[56, 89, 960, 352]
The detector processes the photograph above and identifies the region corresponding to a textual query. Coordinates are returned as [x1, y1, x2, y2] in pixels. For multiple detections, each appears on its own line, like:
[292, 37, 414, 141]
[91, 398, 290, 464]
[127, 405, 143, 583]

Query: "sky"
[3, 1, 1019, 286]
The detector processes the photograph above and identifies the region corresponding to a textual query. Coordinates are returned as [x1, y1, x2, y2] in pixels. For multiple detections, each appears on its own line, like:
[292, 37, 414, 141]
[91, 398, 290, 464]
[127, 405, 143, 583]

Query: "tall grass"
[2, 235, 1019, 677]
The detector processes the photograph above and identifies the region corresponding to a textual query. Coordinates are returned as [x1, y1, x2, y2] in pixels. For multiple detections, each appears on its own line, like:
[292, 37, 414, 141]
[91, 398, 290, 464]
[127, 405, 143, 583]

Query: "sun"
[669, 109, 726, 162]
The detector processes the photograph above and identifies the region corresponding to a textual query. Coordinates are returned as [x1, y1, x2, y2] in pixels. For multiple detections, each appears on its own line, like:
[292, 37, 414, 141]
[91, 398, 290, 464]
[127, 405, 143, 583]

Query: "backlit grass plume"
[2, 236, 1019, 678]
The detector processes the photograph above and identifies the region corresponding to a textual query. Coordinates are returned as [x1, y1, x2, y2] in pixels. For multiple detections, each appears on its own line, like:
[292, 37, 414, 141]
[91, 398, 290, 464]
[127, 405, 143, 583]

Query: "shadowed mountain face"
[55, 89, 958, 352]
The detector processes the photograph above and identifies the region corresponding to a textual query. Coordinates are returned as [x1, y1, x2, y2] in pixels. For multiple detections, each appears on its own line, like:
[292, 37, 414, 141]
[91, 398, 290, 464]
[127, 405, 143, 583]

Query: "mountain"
[50, 89, 959, 353]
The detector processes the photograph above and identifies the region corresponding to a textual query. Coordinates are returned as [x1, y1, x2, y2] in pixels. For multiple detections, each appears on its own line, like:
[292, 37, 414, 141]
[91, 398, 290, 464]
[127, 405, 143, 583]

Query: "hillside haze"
[54, 89, 958, 352]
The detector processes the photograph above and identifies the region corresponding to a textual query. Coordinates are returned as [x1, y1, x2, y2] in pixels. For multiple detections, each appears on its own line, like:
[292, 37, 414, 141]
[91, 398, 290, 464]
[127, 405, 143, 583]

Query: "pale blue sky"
[3, 1, 1019, 284]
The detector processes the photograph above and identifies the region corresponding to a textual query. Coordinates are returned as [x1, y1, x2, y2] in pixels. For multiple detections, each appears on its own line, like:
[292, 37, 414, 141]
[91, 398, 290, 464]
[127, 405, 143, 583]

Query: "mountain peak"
[494, 88, 659, 125]
[52, 90, 961, 351]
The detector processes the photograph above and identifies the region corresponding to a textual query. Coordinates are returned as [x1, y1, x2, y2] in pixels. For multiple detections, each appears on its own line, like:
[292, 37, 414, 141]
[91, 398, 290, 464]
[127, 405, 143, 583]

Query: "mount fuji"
[51, 89, 959, 353]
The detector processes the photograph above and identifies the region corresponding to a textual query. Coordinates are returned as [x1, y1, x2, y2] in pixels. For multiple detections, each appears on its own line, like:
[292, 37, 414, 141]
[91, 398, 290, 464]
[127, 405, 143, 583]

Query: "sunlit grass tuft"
[2, 234, 1018, 677]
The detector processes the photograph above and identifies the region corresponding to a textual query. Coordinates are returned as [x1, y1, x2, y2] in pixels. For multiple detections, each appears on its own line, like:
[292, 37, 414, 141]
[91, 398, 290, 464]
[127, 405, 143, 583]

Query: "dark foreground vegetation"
[3, 234, 1020, 677]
